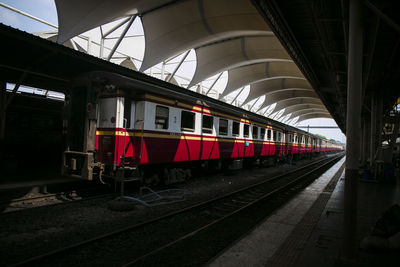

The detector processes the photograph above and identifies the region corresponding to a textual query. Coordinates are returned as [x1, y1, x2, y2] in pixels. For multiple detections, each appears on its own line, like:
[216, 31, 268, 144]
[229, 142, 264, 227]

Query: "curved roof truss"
[54, 0, 332, 123]
[258, 90, 319, 111]
[280, 103, 327, 117]
[296, 113, 332, 123]
[188, 35, 291, 87]
[241, 77, 311, 105]
[288, 108, 330, 120]
[222, 61, 303, 97]
[271, 98, 324, 114]
[141, 0, 272, 72]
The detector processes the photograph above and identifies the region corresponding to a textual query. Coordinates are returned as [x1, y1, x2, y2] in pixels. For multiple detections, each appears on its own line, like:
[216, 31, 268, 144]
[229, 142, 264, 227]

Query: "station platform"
[209, 157, 400, 267]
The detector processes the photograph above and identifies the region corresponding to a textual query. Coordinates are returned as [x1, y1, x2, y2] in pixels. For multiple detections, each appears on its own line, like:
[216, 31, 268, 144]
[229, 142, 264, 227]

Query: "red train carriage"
[61, 71, 343, 183]
[95, 94, 288, 175]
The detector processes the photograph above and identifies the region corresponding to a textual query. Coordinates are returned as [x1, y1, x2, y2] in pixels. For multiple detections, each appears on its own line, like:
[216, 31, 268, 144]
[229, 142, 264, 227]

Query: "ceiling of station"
[54, 0, 332, 123]
[253, 0, 400, 132]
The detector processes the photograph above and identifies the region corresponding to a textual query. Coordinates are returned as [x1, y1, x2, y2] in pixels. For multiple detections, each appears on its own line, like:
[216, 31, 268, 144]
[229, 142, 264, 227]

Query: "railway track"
[10, 153, 343, 267]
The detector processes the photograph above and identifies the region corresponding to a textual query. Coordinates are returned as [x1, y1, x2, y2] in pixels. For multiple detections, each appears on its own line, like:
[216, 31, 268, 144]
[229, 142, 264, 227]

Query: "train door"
[120, 98, 135, 166]
[300, 134, 304, 154]
[96, 97, 135, 168]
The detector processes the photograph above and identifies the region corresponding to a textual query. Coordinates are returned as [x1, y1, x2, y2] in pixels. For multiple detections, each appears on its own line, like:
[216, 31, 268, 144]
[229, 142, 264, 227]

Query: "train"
[62, 71, 343, 184]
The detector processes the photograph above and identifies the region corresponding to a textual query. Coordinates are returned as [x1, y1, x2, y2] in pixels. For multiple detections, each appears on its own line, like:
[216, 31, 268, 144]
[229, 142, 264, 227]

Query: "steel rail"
[10, 153, 343, 267]
[124, 154, 343, 266]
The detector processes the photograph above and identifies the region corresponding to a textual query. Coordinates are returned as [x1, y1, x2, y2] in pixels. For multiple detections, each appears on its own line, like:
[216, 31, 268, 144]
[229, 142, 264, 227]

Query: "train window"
[155, 105, 169, 129]
[232, 121, 240, 136]
[219, 118, 228, 136]
[202, 115, 213, 134]
[181, 110, 195, 132]
[273, 130, 277, 141]
[252, 126, 258, 139]
[124, 98, 131, 129]
[295, 135, 298, 143]
[243, 124, 250, 137]
[278, 132, 281, 142]
[260, 128, 266, 140]
[267, 129, 271, 140]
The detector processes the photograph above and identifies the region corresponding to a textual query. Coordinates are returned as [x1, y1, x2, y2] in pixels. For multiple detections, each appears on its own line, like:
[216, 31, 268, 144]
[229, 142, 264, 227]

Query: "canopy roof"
[55, 0, 331, 123]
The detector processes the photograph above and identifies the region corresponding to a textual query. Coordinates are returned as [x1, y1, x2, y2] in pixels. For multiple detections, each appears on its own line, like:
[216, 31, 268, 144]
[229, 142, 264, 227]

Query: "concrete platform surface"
[209, 157, 345, 266]
[209, 157, 400, 267]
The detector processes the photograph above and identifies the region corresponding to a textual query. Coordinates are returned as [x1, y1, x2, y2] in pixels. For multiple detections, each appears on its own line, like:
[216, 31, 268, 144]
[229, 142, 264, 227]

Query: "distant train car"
[61, 71, 343, 184]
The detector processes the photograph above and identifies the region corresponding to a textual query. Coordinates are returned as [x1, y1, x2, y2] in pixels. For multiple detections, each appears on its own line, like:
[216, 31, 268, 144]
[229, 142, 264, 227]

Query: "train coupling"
[62, 150, 100, 180]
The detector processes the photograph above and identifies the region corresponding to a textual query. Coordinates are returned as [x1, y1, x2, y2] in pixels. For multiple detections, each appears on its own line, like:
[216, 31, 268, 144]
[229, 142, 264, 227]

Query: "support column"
[370, 94, 377, 167]
[364, 116, 371, 164]
[343, 0, 363, 261]
[361, 116, 370, 166]
[0, 81, 5, 140]
[0, 81, 6, 174]
[376, 97, 383, 147]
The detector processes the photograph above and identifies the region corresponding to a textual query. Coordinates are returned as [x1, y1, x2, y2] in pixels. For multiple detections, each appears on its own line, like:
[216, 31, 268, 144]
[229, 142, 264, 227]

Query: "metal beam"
[297, 126, 339, 129]
[107, 15, 136, 61]
[343, 0, 363, 261]
[230, 87, 245, 105]
[249, 96, 262, 111]
[206, 72, 223, 95]
[0, 81, 5, 165]
[167, 50, 190, 83]
[0, 2, 57, 29]
[0, 72, 26, 116]
[370, 93, 377, 168]
[103, 17, 132, 38]
[362, 13, 379, 103]
[0, 81, 5, 140]
[365, 0, 400, 34]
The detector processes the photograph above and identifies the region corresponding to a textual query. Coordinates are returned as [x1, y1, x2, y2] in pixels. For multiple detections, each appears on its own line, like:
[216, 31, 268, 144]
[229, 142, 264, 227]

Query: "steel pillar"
[343, 0, 363, 261]
[0, 81, 6, 171]
[376, 97, 383, 147]
[230, 87, 245, 105]
[361, 116, 370, 166]
[0, 81, 5, 137]
[167, 50, 190, 83]
[370, 94, 377, 167]
[0, 81, 5, 140]
[107, 15, 136, 61]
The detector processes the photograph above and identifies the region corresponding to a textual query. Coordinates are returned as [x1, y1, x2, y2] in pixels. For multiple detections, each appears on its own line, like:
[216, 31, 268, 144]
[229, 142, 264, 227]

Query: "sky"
[0, 0, 346, 143]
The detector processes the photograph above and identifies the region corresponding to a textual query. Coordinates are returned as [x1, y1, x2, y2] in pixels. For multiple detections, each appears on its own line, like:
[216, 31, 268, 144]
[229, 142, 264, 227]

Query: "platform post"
[364, 117, 371, 165]
[376, 97, 383, 148]
[0, 81, 5, 142]
[361, 117, 370, 166]
[0, 81, 6, 169]
[370, 94, 377, 168]
[343, 0, 363, 261]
